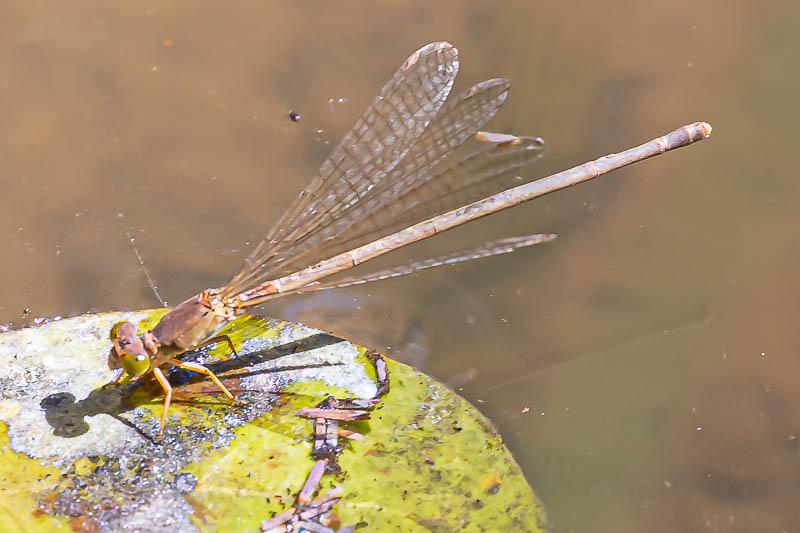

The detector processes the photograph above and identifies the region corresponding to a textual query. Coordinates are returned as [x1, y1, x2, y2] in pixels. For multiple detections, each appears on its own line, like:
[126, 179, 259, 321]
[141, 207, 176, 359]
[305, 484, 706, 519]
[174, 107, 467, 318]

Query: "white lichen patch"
[0, 312, 148, 464]
[118, 490, 197, 533]
[240, 320, 378, 400]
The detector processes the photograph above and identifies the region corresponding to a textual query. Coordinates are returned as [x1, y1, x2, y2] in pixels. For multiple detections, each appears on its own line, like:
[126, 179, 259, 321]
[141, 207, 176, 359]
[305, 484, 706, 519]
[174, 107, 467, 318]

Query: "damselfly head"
[110, 321, 151, 376]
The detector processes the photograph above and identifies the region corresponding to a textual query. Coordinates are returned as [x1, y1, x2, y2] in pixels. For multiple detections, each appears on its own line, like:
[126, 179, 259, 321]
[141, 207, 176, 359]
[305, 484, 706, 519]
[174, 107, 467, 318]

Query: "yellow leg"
[152, 367, 172, 442]
[166, 358, 246, 406]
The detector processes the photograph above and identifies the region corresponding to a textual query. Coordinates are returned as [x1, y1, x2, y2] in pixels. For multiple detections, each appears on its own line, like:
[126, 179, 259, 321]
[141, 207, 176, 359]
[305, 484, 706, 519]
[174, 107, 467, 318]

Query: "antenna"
[126, 232, 167, 307]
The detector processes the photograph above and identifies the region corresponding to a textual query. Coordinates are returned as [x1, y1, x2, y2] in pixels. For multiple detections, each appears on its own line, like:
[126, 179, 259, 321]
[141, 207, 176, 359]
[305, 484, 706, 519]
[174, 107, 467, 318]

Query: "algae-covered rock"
[0, 311, 546, 532]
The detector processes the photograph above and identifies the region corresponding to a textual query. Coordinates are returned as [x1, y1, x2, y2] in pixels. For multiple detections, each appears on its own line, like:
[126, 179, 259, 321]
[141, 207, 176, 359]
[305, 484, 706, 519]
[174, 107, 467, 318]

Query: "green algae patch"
[184, 401, 315, 532]
[334, 359, 546, 531]
[0, 311, 544, 531]
[135, 308, 171, 331]
[0, 425, 70, 532]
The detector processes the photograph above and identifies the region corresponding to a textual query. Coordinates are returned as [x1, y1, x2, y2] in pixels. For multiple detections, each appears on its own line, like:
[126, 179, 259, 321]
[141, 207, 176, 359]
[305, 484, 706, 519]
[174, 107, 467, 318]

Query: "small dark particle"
[473, 499, 484, 509]
[289, 111, 302, 122]
[22, 308, 30, 317]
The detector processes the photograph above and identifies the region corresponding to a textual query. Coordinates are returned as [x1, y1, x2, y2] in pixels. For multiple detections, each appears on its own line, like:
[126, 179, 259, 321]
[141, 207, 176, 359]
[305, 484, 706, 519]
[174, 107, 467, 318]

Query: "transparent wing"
[223, 42, 547, 301]
[223, 41, 459, 297]
[264, 234, 557, 300]
[258, 78, 516, 278]
[333, 136, 546, 252]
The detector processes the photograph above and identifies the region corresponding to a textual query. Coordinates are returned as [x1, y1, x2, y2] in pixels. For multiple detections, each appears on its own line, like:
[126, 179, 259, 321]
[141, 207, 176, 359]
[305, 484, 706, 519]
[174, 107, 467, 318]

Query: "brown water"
[1, 2, 797, 531]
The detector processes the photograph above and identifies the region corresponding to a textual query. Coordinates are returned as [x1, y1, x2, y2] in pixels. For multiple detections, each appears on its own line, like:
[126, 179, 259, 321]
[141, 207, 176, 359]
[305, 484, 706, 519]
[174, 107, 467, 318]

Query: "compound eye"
[121, 352, 151, 376]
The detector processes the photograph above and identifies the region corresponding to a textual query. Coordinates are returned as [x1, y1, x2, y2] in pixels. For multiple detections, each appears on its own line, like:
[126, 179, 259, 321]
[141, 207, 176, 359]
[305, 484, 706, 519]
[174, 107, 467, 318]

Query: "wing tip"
[406, 41, 458, 68]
